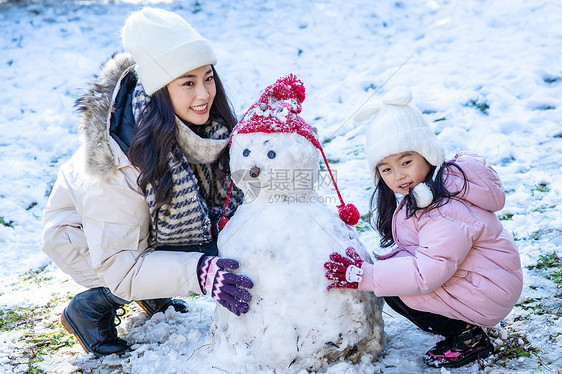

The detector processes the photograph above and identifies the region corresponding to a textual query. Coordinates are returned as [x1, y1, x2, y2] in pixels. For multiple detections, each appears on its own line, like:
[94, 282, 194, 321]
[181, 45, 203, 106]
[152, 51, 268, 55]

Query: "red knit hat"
[220, 74, 360, 229]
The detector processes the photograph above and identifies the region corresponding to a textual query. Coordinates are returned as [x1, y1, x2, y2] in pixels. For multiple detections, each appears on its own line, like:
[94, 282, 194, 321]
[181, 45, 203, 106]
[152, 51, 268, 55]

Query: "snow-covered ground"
[0, 0, 561, 373]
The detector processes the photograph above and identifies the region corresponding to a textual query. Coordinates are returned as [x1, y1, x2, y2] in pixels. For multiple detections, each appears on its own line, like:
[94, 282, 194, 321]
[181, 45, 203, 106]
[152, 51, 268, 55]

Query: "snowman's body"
[212, 132, 385, 373]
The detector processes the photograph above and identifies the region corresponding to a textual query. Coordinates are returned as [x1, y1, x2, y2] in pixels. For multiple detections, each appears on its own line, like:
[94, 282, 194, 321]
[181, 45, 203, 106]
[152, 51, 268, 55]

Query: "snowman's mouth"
[248, 182, 269, 189]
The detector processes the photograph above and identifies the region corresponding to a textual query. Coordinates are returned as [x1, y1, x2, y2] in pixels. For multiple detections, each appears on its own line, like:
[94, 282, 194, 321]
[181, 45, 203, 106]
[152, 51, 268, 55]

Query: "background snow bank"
[0, 0, 560, 373]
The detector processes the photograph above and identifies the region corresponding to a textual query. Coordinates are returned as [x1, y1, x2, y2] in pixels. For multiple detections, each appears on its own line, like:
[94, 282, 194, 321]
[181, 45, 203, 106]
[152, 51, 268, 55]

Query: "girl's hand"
[197, 256, 254, 316]
[324, 247, 365, 291]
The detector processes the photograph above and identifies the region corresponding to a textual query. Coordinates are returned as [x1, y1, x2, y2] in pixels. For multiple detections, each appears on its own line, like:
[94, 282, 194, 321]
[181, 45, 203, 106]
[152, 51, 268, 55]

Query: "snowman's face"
[230, 132, 319, 201]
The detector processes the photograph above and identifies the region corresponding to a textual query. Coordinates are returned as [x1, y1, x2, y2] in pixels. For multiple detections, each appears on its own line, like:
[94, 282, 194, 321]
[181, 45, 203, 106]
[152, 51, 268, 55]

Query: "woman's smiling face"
[167, 64, 216, 125]
[377, 151, 431, 196]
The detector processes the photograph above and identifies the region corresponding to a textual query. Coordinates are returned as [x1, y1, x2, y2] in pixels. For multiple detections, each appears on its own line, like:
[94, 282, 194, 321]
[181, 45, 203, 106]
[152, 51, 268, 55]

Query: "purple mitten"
[324, 246, 365, 291]
[197, 256, 254, 316]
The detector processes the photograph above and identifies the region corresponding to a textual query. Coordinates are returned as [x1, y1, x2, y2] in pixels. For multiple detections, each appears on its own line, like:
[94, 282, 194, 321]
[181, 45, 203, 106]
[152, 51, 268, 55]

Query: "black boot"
[61, 287, 130, 356]
[424, 325, 494, 368]
[136, 298, 189, 317]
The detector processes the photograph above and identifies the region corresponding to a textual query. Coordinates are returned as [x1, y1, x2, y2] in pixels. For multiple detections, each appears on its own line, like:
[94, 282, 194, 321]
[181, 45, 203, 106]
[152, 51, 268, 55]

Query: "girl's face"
[377, 152, 431, 196]
[167, 64, 216, 125]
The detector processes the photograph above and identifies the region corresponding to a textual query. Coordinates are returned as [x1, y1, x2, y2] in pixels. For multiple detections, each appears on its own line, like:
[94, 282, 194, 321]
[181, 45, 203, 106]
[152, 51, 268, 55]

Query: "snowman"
[212, 75, 385, 373]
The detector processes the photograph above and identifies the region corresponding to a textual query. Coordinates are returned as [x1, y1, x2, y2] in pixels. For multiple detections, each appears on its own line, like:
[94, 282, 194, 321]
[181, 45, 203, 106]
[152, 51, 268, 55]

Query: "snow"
[0, 0, 561, 373]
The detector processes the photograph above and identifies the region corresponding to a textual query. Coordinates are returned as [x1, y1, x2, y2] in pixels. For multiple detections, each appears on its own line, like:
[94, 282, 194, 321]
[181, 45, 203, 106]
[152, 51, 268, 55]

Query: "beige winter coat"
[41, 53, 205, 301]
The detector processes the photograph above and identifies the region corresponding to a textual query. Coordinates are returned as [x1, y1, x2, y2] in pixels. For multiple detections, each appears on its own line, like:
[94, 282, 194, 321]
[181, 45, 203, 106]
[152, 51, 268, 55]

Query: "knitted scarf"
[132, 82, 236, 247]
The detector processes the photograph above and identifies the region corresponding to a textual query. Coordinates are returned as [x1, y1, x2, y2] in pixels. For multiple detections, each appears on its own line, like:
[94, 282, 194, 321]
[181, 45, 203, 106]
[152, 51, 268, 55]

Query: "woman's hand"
[324, 247, 365, 291]
[197, 256, 254, 315]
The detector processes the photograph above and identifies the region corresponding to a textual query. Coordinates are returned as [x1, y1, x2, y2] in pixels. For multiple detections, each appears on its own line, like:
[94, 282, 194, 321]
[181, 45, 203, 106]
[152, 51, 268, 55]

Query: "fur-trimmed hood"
[75, 52, 135, 179]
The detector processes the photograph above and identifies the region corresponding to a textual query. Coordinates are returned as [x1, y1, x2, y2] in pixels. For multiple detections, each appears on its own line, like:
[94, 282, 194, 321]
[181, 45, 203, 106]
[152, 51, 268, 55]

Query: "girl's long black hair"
[128, 66, 236, 211]
[370, 161, 469, 248]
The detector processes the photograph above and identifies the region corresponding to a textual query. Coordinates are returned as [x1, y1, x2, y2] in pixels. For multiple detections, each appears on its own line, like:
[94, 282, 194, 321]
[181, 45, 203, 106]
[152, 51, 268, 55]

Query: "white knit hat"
[122, 7, 217, 96]
[356, 86, 445, 207]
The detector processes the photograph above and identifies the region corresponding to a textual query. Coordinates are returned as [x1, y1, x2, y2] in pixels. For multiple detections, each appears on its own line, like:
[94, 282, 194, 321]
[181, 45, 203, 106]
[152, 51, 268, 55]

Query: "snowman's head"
[230, 132, 319, 201]
[221, 74, 360, 225]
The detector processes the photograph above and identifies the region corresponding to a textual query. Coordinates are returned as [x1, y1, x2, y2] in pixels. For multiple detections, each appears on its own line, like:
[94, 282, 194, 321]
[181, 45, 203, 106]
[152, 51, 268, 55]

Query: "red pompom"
[271, 74, 306, 104]
[282, 73, 306, 103]
[219, 216, 229, 231]
[338, 204, 360, 226]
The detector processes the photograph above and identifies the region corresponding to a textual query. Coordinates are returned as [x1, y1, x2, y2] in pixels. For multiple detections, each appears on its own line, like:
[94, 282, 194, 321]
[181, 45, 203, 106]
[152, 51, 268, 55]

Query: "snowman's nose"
[249, 166, 261, 178]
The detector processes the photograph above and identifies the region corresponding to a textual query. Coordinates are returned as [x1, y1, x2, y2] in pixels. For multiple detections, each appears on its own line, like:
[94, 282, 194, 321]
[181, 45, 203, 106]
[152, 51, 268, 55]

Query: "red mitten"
[324, 246, 365, 291]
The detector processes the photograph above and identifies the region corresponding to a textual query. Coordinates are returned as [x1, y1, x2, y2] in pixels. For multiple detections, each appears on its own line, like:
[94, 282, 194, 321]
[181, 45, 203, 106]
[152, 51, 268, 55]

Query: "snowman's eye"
[267, 150, 276, 159]
[243, 149, 251, 157]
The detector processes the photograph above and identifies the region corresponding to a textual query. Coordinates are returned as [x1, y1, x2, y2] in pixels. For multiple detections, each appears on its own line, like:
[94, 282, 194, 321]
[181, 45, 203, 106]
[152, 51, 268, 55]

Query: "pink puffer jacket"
[359, 152, 523, 327]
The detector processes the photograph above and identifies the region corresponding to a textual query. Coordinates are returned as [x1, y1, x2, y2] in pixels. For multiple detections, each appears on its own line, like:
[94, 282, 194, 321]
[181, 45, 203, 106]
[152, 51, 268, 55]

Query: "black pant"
[384, 296, 468, 338]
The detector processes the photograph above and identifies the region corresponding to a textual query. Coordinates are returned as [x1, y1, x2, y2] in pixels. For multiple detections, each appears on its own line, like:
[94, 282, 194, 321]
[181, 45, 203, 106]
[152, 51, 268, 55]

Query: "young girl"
[41, 8, 252, 356]
[324, 87, 523, 368]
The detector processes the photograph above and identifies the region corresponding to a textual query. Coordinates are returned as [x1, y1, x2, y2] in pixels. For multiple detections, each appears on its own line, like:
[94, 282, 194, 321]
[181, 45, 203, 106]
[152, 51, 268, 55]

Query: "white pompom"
[382, 86, 412, 106]
[412, 183, 433, 208]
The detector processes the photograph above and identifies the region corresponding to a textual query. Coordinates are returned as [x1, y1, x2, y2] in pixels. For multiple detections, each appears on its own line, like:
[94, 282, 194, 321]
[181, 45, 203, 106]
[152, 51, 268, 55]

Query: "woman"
[41, 7, 252, 357]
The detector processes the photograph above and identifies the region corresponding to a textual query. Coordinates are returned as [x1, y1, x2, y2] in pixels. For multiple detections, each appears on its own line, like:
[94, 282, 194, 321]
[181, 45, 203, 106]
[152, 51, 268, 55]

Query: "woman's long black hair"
[128, 66, 236, 210]
[369, 161, 469, 248]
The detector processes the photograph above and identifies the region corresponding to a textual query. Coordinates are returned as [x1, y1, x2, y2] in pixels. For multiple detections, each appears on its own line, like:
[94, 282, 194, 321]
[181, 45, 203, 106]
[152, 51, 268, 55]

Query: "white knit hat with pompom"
[356, 86, 445, 208]
[122, 7, 217, 96]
